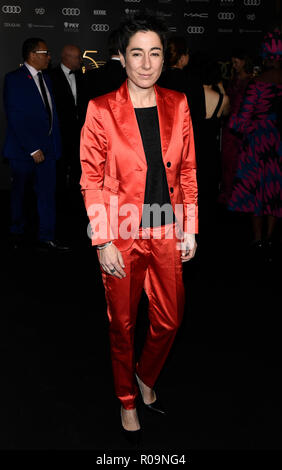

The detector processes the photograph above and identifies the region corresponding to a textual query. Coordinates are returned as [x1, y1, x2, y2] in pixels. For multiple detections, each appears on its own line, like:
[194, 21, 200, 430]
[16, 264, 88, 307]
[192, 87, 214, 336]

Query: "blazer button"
[170, 187, 174, 193]
[167, 161, 171, 168]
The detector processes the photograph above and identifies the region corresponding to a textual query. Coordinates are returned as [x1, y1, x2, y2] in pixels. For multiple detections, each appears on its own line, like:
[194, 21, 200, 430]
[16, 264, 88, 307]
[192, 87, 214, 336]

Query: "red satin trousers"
[101, 224, 185, 409]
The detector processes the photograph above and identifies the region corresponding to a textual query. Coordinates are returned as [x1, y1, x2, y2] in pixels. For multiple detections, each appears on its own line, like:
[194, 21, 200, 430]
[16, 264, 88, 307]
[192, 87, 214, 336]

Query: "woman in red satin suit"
[80, 13, 198, 443]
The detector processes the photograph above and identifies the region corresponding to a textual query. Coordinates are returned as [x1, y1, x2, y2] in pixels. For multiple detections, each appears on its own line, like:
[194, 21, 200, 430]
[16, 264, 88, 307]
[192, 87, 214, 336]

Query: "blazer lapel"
[155, 85, 175, 158]
[108, 82, 147, 168]
[22, 65, 46, 111]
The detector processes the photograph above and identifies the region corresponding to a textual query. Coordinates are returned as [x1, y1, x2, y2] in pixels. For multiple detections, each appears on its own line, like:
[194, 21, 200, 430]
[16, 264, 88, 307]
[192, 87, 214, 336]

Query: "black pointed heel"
[121, 427, 142, 446]
[135, 374, 167, 415]
[144, 397, 166, 415]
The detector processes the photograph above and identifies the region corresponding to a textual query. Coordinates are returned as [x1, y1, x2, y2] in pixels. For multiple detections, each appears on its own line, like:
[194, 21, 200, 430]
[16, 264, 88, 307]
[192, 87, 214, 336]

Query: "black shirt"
[134, 106, 174, 227]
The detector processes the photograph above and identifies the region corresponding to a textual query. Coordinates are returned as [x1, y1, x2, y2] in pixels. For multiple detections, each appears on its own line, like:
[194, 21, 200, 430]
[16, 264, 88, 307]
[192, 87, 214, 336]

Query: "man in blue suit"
[3, 37, 68, 251]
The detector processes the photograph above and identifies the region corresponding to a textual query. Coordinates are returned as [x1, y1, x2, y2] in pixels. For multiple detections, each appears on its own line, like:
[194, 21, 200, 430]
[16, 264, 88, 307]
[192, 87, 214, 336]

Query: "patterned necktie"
[37, 71, 52, 129]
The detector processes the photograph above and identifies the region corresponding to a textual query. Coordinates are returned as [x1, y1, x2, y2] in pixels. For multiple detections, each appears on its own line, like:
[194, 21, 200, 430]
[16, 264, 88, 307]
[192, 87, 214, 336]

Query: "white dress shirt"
[24, 62, 53, 114]
[61, 63, 77, 105]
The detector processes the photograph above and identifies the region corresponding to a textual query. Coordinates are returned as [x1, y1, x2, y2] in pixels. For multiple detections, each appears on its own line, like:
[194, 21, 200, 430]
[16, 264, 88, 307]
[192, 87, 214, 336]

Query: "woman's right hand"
[97, 243, 126, 279]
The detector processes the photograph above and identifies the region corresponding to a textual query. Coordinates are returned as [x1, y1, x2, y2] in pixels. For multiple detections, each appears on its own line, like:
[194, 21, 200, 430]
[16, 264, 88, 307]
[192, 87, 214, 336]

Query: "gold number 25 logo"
[82, 50, 106, 72]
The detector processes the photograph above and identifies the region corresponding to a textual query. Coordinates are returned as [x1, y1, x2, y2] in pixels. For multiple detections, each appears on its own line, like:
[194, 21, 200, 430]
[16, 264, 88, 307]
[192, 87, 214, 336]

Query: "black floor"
[0, 189, 281, 457]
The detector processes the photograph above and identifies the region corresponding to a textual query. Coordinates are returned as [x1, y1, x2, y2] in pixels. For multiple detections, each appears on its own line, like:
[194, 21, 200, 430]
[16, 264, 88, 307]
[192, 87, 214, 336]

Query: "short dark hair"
[117, 12, 167, 57]
[165, 36, 189, 67]
[22, 37, 45, 61]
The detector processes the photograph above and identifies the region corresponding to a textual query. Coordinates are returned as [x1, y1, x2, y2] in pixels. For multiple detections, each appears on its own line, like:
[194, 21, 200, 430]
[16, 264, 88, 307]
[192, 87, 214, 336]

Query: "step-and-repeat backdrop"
[0, 0, 278, 187]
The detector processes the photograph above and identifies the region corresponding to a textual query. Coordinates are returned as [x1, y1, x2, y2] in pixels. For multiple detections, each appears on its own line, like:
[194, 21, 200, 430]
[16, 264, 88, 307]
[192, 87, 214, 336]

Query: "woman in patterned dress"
[228, 31, 282, 255]
[219, 49, 253, 205]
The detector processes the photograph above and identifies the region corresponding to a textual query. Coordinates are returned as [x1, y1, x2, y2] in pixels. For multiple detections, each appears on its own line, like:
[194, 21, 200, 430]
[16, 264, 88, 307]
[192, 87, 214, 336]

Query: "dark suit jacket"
[3, 65, 61, 161]
[49, 65, 87, 146]
[85, 59, 127, 102]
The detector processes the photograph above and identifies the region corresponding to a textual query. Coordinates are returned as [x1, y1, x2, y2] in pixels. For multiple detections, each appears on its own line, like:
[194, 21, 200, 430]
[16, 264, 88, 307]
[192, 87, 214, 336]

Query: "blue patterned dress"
[228, 79, 282, 217]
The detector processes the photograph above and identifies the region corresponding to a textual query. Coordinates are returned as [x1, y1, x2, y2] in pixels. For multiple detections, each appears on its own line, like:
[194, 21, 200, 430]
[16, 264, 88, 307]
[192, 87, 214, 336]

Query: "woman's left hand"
[180, 233, 197, 262]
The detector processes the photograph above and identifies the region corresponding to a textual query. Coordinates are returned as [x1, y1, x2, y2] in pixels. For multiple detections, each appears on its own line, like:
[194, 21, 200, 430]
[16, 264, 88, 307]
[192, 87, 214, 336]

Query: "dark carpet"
[0, 188, 281, 460]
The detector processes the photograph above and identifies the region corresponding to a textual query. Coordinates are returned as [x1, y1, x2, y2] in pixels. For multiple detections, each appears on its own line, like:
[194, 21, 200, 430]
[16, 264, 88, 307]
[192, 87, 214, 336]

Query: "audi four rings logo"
[187, 26, 205, 34]
[218, 12, 235, 20]
[62, 7, 80, 16]
[2, 5, 21, 13]
[91, 24, 109, 32]
[243, 0, 260, 5]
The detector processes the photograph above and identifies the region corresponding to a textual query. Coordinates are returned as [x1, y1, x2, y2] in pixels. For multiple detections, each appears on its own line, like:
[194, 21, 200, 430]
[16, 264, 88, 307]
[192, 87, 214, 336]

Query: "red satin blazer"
[80, 80, 198, 251]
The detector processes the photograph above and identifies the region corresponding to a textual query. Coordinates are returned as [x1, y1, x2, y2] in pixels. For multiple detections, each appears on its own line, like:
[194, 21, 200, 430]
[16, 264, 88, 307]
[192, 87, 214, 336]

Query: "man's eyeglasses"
[32, 50, 51, 55]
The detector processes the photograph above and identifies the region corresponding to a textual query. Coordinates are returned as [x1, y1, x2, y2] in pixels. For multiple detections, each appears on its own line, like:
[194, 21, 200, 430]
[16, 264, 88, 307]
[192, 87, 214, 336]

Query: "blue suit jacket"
[3, 65, 61, 161]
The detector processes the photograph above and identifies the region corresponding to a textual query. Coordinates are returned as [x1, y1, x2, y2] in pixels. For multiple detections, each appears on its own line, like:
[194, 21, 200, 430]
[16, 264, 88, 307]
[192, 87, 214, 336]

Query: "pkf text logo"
[62, 7, 80, 16]
[2, 5, 21, 13]
[91, 24, 110, 32]
[187, 26, 205, 34]
[64, 22, 79, 30]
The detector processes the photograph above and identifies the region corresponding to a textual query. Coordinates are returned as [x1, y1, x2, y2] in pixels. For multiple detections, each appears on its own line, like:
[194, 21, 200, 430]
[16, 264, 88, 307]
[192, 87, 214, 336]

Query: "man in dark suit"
[49, 44, 86, 189]
[3, 37, 68, 251]
[85, 29, 127, 100]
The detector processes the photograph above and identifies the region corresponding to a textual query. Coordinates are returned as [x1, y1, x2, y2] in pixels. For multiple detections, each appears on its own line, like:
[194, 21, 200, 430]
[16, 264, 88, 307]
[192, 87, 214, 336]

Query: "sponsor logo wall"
[0, 0, 275, 66]
[0, 0, 277, 186]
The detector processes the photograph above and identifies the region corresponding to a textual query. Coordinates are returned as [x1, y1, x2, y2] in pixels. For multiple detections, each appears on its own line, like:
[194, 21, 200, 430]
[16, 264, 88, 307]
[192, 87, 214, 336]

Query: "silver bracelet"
[96, 241, 112, 250]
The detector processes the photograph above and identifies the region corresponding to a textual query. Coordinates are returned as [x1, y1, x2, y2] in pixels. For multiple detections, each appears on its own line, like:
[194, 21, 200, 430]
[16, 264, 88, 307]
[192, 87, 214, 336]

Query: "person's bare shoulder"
[204, 86, 219, 118]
